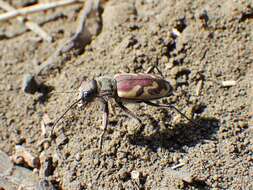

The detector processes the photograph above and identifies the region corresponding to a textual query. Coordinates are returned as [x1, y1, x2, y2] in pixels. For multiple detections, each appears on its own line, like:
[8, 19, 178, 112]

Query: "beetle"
[51, 66, 199, 148]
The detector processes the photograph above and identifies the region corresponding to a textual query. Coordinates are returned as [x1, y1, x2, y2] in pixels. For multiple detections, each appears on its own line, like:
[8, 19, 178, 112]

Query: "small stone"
[220, 80, 237, 87]
[22, 74, 40, 94]
[12, 145, 40, 169]
[75, 153, 81, 161]
[176, 74, 188, 84]
[131, 170, 140, 180]
[212, 174, 219, 181]
[0, 156, 40, 189]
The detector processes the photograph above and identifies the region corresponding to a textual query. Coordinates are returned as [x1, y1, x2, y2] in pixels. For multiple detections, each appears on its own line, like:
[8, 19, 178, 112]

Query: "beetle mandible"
[51, 66, 199, 148]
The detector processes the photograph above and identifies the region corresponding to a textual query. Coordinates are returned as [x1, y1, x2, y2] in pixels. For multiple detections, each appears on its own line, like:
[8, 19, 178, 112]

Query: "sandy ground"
[0, 0, 252, 189]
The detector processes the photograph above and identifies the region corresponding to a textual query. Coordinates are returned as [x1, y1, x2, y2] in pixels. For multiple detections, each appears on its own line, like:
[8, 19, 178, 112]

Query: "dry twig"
[19, 0, 103, 94]
[195, 80, 203, 96]
[171, 162, 186, 170]
[221, 80, 237, 87]
[37, 0, 102, 76]
[0, 0, 53, 42]
[0, 0, 83, 22]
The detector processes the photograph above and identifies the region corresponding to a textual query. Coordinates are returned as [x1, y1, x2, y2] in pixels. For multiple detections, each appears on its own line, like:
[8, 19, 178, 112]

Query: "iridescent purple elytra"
[114, 73, 172, 100]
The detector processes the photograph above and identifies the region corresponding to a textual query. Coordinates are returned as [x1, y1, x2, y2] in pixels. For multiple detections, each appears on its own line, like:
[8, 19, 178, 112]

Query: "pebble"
[75, 153, 82, 161]
[22, 74, 40, 94]
[0, 151, 42, 189]
[131, 170, 141, 180]
[12, 145, 40, 169]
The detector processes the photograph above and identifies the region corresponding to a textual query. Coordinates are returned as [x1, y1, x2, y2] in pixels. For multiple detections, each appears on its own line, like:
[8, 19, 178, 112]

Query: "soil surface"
[0, 0, 252, 189]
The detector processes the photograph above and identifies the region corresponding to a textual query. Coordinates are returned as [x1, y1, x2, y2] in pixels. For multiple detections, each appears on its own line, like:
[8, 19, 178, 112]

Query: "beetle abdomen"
[114, 73, 172, 100]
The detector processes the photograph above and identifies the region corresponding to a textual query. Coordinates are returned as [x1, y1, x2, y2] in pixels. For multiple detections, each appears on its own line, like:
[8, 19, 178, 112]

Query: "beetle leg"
[99, 98, 109, 149]
[146, 65, 164, 78]
[115, 100, 142, 124]
[143, 101, 200, 127]
[51, 98, 83, 137]
[109, 101, 116, 115]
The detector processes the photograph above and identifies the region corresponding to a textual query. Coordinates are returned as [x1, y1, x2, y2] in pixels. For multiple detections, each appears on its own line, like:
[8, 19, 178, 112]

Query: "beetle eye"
[79, 80, 97, 102]
[82, 91, 89, 98]
[81, 90, 93, 102]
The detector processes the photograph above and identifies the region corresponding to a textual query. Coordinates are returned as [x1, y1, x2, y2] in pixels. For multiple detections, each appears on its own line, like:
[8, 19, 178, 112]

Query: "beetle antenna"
[49, 91, 79, 94]
[51, 98, 83, 135]
[143, 101, 201, 127]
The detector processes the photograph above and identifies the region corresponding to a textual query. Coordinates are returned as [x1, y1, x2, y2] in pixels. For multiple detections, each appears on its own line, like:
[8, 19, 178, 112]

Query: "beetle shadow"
[127, 116, 220, 152]
[36, 84, 55, 104]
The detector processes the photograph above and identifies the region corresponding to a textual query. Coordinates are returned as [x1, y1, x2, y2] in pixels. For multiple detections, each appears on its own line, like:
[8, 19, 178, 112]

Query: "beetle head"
[51, 80, 97, 134]
[79, 79, 98, 103]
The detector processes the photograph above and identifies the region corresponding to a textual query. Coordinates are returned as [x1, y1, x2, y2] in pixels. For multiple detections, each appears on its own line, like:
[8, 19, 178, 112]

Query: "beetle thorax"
[96, 76, 116, 97]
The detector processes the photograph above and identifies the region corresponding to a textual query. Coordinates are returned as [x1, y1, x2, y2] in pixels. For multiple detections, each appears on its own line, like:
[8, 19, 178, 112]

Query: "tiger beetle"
[51, 66, 199, 148]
